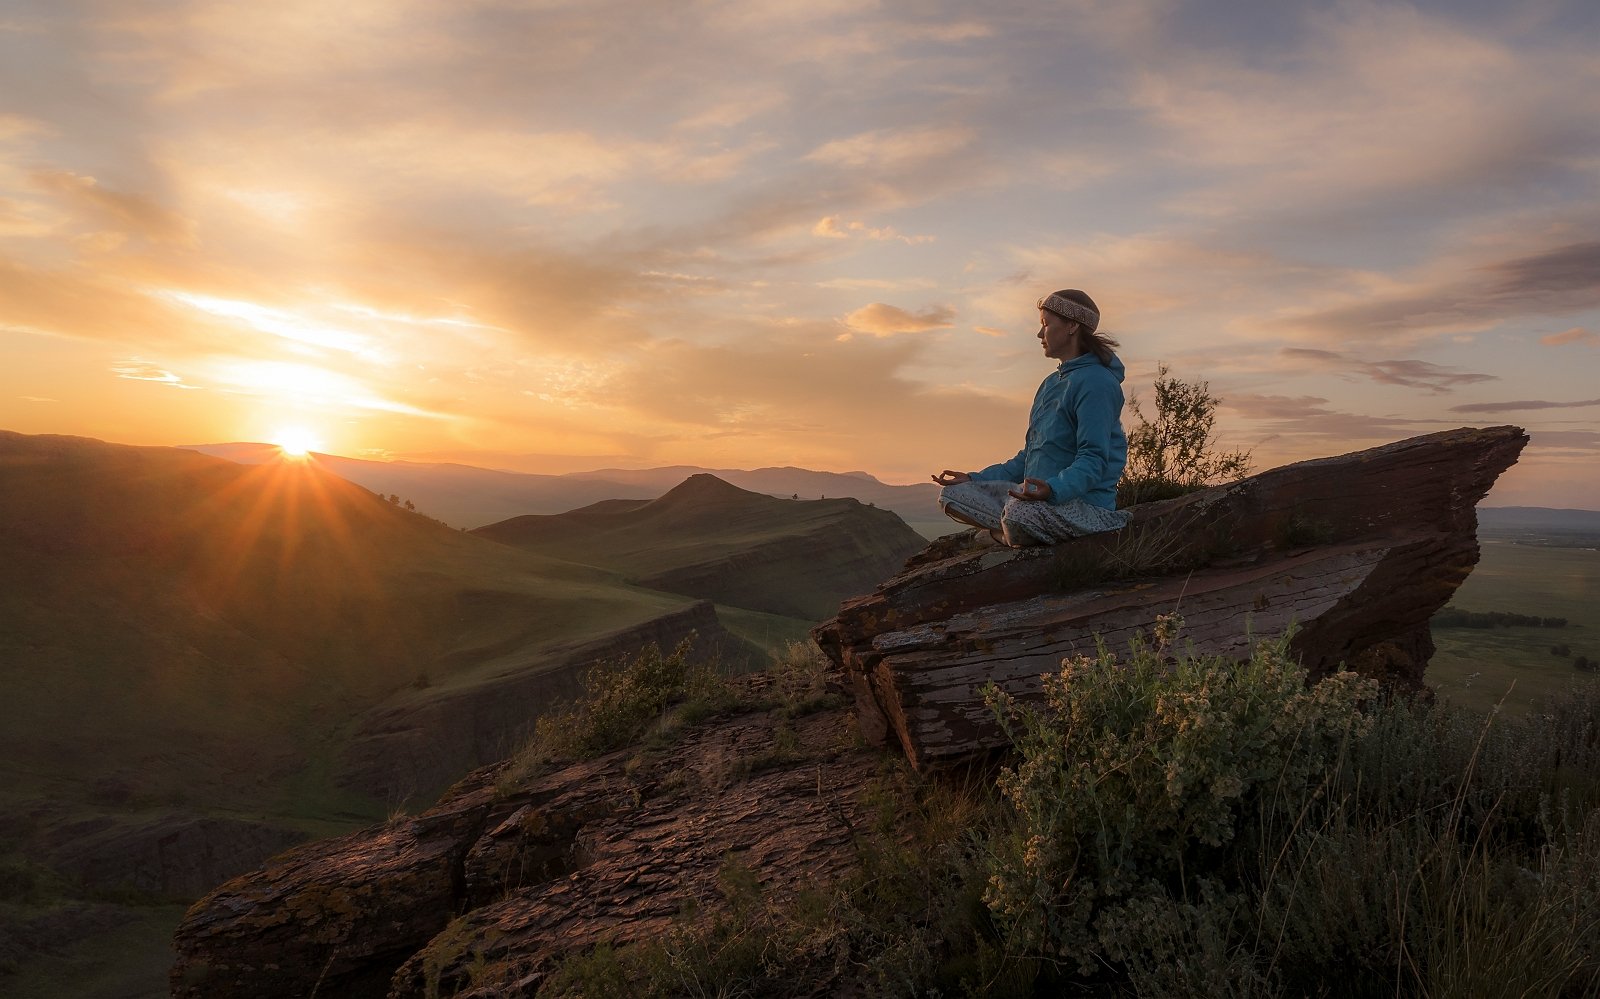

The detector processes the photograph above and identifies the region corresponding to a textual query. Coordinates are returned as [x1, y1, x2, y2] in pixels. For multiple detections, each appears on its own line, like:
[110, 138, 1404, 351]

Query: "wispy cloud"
[1278, 348, 1496, 393]
[32, 170, 194, 245]
[805, 126, 975, 168]
[1539, 327, 1598, 347]
[812, 216, 933, 244]
[843, 303, 956, 337]
[112, 360, 197, 389]
[1450, 397, 1600, 415]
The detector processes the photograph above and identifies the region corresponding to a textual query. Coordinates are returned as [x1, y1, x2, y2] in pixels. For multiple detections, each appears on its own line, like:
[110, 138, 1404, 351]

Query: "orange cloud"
[32, 170, 195, 245]
[843, 303, 955, 336]
[812, 215, 933, 244]
[111, 360, 198, 389]
[1540, 327, 1598, 347]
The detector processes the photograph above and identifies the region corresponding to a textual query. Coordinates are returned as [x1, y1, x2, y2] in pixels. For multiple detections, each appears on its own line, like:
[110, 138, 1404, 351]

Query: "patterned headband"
[1037, 293, 1100, 330]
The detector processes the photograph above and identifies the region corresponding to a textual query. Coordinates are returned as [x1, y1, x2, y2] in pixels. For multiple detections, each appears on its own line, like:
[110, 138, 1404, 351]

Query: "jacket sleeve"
[1044, 376, 1121, 503]
[969, 448, 1025, 482]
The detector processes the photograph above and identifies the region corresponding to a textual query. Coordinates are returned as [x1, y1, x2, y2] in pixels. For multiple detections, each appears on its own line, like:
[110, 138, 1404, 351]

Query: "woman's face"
[1038, 309, 1079, 360]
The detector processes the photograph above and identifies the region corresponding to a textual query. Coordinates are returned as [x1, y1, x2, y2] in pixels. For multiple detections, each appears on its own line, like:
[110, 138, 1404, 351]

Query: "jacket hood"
[1058, 351, 1125, 383]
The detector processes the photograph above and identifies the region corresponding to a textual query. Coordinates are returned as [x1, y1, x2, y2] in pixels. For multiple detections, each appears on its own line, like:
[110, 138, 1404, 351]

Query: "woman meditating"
[932, 289, 1131, 547]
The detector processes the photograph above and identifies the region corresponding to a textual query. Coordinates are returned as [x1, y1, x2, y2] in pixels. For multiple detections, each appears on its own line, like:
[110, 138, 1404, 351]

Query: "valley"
[0, 432, 926, 997]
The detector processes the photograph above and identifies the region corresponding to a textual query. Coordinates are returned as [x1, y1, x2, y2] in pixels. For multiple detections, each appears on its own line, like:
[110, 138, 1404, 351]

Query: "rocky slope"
[334, 600, 762, 801]
[172, 674, 874, 998]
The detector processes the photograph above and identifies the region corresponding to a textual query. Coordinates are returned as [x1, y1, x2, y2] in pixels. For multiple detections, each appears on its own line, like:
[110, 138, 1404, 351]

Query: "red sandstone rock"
[812, 426, 1527, 771]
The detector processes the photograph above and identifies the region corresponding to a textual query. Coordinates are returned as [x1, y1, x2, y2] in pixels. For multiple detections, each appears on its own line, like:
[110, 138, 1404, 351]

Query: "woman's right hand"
[931, 470, 971, 486]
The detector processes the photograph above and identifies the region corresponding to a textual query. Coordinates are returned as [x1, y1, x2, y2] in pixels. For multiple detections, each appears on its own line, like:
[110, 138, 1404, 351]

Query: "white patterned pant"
[937, 479, 1131, 546]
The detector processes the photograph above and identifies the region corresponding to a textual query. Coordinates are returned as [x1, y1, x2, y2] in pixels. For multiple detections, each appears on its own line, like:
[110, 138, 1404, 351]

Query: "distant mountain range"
[180, 442, 950, 537]
[1478, 507, 1600, 530]
[1478, 506, 1600, 547]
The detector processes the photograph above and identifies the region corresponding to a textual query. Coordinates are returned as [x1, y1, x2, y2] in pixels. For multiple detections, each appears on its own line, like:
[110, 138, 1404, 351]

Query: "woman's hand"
[931, 470, 971, 486]
[1008, 477, 1053, 502]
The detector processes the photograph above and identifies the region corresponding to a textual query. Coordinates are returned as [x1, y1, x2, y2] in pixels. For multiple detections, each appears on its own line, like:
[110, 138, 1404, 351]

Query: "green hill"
[0, 436, 927, 996]
[0, 433, 713, 816]
[473, 473, 928, 621]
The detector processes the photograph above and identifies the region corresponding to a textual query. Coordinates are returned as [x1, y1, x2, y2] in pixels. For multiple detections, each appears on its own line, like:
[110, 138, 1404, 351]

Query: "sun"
[270, 426, 324, 459]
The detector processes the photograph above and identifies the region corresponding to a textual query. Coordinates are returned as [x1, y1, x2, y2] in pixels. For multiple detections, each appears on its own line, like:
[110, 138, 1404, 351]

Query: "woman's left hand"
[1008, 478, 1053, 502]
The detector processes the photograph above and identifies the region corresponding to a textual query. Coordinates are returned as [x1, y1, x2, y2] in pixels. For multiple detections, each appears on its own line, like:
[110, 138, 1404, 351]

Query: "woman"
[932, 289, 1131, 546]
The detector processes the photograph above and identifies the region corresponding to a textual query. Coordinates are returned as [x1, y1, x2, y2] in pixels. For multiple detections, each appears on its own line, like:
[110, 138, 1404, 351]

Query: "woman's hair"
[1047, 288, 1120, 367]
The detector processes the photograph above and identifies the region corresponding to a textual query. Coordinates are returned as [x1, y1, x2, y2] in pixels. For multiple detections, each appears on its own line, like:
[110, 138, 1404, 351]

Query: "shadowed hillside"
[0, 428, 775, 973]
[181, 443, 948, 536]
[473, 473, 928, 621]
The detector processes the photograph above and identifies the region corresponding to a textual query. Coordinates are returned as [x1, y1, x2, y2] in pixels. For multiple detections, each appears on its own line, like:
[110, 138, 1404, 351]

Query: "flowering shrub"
[982, 615, 1376, 976]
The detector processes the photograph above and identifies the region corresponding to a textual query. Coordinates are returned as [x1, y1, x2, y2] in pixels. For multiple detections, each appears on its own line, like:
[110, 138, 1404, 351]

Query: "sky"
[2, 0, 1597, 507]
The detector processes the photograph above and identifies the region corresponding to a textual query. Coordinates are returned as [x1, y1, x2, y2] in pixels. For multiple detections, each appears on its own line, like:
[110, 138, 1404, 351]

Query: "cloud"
[587, 325, 1027, 477]
[806, 125, 975, 169]
[1449, 398, 1600, 415]
[1278, 348, 1496, 393]
[1125, 4, 1600, 217]
[843, 302, 955, 336]
[812, 216, 933, 244]
[1224, 392, 1443, 451]
[112, 360, 197, 389]
[31, 170, 195, 245]
[816, 277, 935, 291]
[1277, 240, 1600, 339]
[1540, 327, 1599, 347]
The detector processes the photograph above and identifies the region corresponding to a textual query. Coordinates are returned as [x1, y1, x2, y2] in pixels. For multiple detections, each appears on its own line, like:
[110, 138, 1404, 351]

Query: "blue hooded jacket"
[969, 353, 1127, 509]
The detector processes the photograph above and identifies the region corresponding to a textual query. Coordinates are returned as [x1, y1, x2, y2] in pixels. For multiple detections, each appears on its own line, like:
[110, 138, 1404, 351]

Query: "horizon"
[14, 427, 1588, 513]
[3, 2, 1598, 508]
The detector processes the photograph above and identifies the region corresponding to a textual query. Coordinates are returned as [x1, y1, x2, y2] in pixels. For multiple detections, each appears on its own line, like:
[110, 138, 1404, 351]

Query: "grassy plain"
[1427, 539, 1600, 714]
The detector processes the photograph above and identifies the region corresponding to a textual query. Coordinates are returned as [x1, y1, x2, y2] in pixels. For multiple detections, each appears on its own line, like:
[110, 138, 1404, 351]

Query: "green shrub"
[981, 615, 1375, 980]
[982, 619, 1600, 996]
[498, 636, 732, 791]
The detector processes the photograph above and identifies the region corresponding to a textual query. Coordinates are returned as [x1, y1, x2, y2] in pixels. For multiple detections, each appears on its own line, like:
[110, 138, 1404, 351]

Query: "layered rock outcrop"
[813, 426, 1527, 770]
[171, 675, 875, 998]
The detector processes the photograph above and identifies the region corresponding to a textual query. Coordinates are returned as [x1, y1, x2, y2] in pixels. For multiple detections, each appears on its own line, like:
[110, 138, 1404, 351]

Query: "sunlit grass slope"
[473, 473, 928, 622]
[0, 431, 693, 816]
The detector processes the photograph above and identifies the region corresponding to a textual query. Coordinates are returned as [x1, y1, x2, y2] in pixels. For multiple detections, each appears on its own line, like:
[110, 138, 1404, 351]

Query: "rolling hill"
[473, 473, 929, 621]
[180, 443, 949, 536]
[1, 433, 930, 921]
[0, 433, 754, 890]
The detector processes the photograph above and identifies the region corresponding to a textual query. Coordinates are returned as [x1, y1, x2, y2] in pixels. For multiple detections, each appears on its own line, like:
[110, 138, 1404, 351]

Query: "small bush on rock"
[981, 616, 1375, 981]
